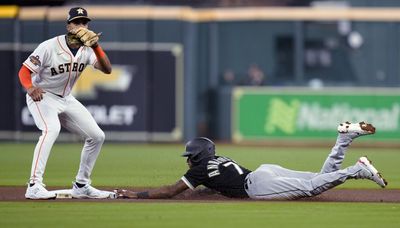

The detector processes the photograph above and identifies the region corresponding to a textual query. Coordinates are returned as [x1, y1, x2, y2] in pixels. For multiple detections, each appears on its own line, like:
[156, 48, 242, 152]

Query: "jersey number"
[223, 162, 244, 175]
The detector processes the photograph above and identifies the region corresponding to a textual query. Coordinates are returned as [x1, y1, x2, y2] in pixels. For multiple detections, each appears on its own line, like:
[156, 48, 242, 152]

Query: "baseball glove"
[71, 27, 100, 47]
[66, 32, 84, 46]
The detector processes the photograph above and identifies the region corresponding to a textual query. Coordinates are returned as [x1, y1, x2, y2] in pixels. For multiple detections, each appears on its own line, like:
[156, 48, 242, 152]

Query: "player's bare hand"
[114, 189, 138, 199]
[27, 87, 46, 102]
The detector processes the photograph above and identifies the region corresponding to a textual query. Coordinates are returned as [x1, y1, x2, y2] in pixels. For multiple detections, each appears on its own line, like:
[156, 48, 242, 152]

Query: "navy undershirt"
[69, 46, 79, 56]
[65, 35, 79, 56]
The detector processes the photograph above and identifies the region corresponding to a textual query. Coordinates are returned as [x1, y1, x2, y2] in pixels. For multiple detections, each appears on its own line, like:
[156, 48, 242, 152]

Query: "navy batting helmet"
[182, 137, 215, 164]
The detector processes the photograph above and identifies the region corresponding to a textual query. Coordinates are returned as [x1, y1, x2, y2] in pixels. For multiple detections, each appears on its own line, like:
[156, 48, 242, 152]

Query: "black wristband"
[137, 191, 149, 199]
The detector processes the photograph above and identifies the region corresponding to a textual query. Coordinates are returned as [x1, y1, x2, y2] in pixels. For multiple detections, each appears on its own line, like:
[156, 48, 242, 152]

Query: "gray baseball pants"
[245, 134, 362, 200]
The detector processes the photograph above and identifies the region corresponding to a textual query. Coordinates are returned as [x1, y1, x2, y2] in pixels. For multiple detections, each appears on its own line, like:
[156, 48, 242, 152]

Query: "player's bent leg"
[247, 156, 386, 200]
[320, 121, 376, 174]
[26, 94, 61, 185]
[319, 135, 352, 174]
[307, 157, 386, 197]
[75, 127, 105, 183]
[62, 96, 106, 195]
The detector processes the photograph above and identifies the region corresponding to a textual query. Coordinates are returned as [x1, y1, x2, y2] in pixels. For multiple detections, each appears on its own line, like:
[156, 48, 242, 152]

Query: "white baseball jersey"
[23, 35, 97, 97]
[25, 34, 106, 187]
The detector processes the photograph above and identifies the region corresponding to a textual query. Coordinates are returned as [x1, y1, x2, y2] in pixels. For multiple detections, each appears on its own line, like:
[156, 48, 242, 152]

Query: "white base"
[48, 189, 117, 199]
[48, 189, 72, 199]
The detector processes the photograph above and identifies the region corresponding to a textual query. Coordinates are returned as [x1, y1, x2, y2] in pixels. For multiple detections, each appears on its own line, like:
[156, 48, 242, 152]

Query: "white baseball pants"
[26, 92, 105, 185]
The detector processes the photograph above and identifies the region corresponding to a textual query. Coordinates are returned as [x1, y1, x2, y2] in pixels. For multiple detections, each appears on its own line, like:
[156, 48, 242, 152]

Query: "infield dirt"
[1, 187, 399, 203]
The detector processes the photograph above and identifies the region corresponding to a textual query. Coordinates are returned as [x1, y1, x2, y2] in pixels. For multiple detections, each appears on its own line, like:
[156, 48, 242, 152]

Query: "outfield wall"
[1, 6, 400, 142]
[229, 87, 400, 142]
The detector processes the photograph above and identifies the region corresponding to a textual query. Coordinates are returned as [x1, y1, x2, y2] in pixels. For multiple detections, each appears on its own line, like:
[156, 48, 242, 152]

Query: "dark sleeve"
[181, 165, 208, 190]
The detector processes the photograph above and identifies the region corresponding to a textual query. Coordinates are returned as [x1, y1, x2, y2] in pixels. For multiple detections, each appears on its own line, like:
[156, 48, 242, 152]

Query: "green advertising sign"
[232, 87, 400, 142]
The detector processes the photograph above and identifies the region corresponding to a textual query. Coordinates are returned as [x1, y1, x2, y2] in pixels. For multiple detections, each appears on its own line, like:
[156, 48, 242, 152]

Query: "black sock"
[75, 182, 86, 188]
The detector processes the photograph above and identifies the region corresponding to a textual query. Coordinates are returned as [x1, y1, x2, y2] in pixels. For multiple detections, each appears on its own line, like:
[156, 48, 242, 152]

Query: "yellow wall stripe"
[0, 5, 18, 18]
[17, 6, 400, 22]
[19, 7, 47, 20]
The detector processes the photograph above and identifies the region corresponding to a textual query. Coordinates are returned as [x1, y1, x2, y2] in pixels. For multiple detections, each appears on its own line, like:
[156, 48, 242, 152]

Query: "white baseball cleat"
[25, 182, 57, 200]
[71, 182, 114, 199]
[338, 121, 376, 138]
[355, 156, 387, 188]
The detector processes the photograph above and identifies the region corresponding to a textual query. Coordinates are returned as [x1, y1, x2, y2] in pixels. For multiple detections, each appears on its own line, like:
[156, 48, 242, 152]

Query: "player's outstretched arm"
[115, 180, 189, 199]
[193, 187, 218, 196]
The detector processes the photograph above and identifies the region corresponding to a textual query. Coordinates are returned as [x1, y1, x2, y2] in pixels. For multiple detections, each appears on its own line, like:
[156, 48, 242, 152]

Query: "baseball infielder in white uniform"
[19, 7, 113, 199]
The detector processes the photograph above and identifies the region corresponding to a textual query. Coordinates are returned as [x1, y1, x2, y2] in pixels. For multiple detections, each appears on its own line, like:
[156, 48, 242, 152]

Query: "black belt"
[49, 92, 63, 98]
[244, 176, 251, 191]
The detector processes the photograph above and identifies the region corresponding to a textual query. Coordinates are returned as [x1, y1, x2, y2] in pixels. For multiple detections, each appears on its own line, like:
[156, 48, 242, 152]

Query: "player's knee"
[304, 180, 318, 194]
[91, 130, 105, 143]
[44, 125, 61, 138]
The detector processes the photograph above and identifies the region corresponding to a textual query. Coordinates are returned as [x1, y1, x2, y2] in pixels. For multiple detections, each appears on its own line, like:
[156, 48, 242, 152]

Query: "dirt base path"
[1, 186, 399, 203]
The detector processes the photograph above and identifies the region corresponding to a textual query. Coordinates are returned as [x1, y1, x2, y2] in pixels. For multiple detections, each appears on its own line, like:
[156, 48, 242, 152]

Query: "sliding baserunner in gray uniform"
[115, 121, 387, 200]
[245, 121, 387, 200]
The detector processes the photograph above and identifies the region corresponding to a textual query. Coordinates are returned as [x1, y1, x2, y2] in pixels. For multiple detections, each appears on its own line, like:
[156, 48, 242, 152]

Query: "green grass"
[0, 202, 399, 228]
[0, 142, 398, 188]
[0, 142, 399, 228]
